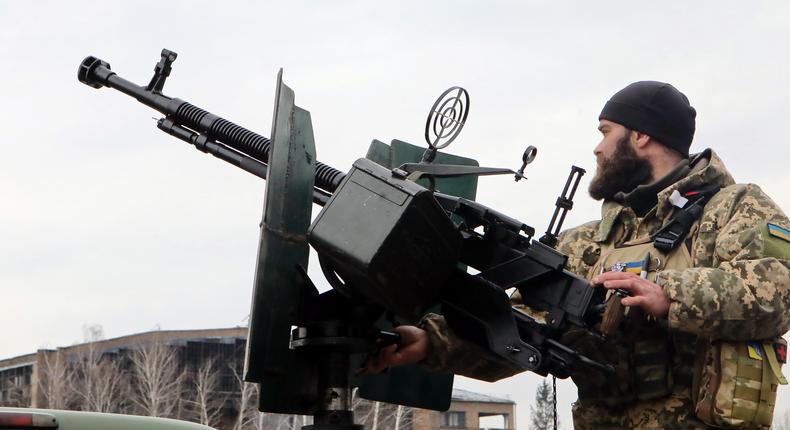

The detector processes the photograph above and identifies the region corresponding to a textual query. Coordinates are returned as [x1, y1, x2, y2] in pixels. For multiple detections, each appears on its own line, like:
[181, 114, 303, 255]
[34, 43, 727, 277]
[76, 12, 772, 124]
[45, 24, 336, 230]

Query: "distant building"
[0, 352, 33, 407]
[0, 327, 247, 411]
[0, 328, 517, 430]
[413, 389, 515, 430]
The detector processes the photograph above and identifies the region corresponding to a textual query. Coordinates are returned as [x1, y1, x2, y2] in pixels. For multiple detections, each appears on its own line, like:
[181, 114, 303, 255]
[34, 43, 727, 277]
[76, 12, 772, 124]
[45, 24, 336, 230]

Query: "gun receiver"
[78, 49, 613, 425]
[310, 158, 608, 377]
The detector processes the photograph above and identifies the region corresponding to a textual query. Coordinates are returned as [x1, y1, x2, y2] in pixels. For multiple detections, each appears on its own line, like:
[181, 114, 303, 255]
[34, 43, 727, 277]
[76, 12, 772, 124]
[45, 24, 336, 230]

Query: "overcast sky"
[2, 1, 790, 428]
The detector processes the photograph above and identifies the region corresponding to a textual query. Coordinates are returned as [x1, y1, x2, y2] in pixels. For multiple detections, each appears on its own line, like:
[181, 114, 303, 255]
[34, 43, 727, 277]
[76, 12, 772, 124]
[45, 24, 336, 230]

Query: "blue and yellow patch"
[748, 342, 764, 361]
[768, 223, 790, 243]
[611, 261, 643, 274]
[764, 223, 790, 260]
[623, 261, 643, 274]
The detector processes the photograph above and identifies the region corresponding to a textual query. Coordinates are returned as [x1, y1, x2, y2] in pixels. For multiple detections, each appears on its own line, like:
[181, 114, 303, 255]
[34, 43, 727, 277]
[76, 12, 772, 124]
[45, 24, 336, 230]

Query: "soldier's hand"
[361, 325, 429, 374]
[593, 271, 670, 317]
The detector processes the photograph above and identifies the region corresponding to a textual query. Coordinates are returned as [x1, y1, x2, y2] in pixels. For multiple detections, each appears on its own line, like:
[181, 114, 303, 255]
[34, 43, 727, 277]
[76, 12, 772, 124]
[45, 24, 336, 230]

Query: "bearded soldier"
[366, 81, 790, 429]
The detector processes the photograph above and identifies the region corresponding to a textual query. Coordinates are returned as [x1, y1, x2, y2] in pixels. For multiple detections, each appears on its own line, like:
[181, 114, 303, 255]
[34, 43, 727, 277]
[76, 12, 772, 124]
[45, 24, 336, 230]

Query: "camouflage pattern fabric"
[419, 312, 523, 381]
[571, 394, 710, 430]
[418, 149, 790, 429]
[659, 182, 790, 340]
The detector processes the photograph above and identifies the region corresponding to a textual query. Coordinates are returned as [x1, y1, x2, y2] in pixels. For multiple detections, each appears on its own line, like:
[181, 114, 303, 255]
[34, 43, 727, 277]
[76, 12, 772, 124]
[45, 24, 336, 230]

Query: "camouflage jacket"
[419, 149, 790, 382]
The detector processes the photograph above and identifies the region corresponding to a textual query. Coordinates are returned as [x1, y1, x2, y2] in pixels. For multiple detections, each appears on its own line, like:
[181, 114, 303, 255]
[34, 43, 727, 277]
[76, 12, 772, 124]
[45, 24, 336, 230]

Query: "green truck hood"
[0, 407, 216, 430]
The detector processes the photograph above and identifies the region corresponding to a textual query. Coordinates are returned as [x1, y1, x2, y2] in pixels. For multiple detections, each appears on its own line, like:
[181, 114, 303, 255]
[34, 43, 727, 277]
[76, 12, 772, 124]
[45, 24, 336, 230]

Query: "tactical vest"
[576, 202, 788, 428]
[576, 227, 698, 404]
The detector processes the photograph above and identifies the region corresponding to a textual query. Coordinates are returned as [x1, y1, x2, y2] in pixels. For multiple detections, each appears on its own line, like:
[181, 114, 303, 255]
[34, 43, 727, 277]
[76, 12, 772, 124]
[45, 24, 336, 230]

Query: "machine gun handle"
[600, 291, 627, 336]
[600, 252, 651, 336]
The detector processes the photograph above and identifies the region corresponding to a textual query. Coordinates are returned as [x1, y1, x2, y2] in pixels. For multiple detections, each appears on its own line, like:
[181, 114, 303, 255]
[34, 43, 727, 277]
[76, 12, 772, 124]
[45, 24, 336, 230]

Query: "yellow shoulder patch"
[768, 223, 790, 242]
[764, 223, 790, 260]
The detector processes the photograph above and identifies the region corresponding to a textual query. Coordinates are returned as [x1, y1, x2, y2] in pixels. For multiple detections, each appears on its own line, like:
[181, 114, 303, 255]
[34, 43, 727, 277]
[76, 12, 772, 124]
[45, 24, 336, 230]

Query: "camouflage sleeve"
[418, 313, 522, 382]
[658, 184, 790, 340]
[556, 220, 601, 277]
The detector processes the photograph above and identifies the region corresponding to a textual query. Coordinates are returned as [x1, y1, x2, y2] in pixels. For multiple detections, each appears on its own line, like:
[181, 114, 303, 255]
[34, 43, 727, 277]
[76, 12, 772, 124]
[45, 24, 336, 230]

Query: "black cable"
[553, 376, 557, 430]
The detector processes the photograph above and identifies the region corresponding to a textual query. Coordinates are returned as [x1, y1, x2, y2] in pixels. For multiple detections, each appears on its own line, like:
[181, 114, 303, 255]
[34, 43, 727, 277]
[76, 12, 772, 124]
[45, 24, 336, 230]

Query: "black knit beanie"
[599, 81, 696, 157]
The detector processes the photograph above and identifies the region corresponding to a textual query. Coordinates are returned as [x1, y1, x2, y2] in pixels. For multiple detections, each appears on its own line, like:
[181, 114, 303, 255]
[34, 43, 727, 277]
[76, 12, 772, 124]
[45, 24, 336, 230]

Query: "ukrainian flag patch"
[768, 223, 790, 243]
[611, 261, 643, 274]
[623, 261, 643, 274]
[748, 342, 764, 361]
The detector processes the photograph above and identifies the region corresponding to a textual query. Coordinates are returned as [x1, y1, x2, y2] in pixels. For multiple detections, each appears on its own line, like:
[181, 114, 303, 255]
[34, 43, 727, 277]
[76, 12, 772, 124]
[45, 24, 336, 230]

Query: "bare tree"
[255, 408, 265, 430]
[69, 331, 126, 413]
[230, 362, 262, 430]
[352, 392, 375, 428]
[392, 405, 413, 430]
[128, 342, 186, 418]
[371, 401, 381, 430]
[375, 403, 413, 430]
[189, 357, 225, 428]
[70, 350, 126, 412]
[273, 414, 309, 430]
[239, 384, 262, 430]
[38, 349, 74, 409]
[351, 395, 413, 430]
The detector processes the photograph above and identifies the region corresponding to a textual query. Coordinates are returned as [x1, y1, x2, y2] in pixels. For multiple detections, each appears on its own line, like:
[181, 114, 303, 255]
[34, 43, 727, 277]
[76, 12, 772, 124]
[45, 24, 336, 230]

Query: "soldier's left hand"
[592, 271, 671, 317]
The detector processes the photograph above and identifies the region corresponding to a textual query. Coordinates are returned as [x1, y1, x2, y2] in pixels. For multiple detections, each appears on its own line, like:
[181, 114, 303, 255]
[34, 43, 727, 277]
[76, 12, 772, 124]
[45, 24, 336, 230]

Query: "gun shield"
[244, 71, 318, 413]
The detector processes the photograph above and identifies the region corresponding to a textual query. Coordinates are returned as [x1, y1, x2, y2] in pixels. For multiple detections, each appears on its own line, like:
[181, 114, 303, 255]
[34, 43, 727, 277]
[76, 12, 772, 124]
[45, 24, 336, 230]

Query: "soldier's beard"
[588, 134, 653, 201]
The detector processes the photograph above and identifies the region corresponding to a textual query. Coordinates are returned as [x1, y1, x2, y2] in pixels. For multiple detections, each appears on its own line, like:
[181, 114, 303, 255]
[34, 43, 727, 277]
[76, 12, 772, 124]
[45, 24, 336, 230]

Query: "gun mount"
[78, 48, 612, 430]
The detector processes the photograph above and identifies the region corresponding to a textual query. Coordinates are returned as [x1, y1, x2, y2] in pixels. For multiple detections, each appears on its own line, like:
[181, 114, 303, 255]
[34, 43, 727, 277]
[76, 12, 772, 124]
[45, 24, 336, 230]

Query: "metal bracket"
[539, 165, 585, 248]
[397, 163, 516, 180]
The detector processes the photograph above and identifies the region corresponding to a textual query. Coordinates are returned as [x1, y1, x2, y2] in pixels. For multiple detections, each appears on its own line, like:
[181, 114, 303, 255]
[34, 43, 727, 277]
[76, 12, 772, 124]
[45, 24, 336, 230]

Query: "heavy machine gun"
[78, 49, 612, 430]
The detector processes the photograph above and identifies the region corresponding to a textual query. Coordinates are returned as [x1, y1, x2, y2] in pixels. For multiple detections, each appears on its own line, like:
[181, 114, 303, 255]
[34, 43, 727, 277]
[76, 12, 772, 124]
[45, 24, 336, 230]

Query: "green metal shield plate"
[244, 71, 318, 413]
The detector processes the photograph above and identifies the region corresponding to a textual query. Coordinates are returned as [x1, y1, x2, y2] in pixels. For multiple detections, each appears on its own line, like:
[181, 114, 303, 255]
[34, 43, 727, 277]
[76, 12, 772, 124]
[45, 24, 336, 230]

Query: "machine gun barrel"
[77, 55, 346, 199]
